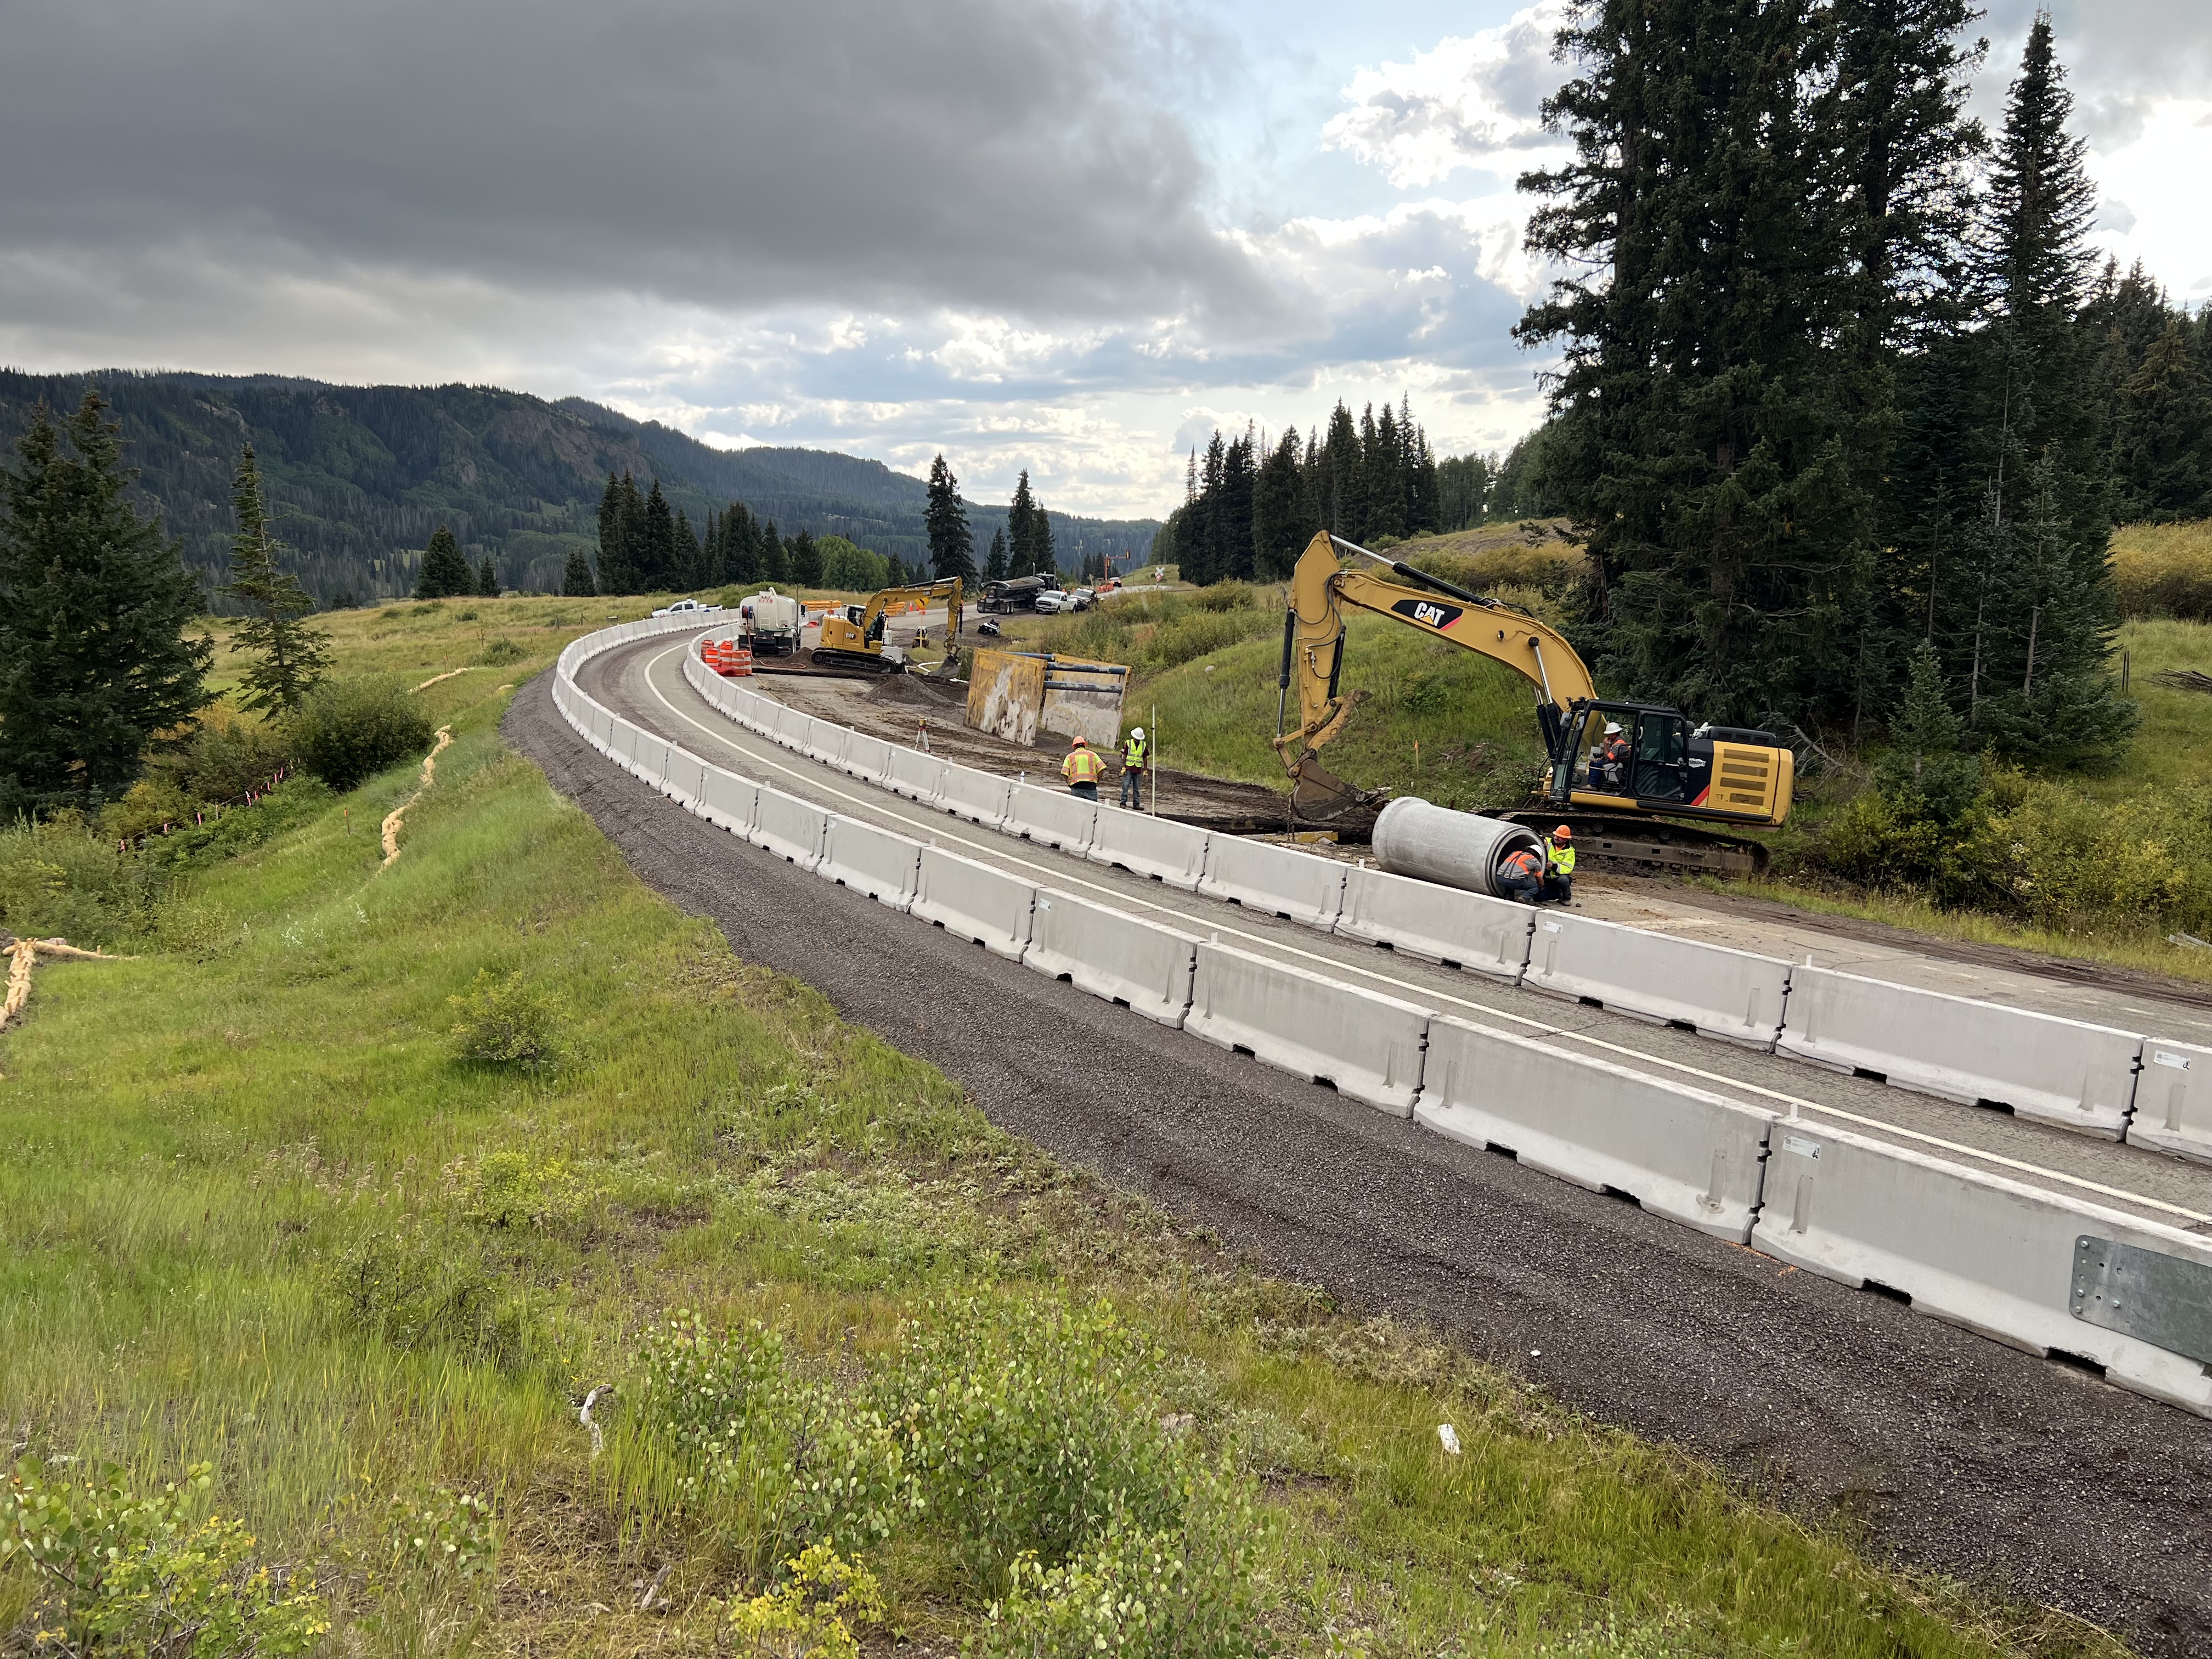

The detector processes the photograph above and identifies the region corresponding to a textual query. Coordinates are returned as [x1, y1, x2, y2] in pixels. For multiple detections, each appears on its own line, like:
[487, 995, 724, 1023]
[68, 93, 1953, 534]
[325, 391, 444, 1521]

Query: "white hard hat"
[1131, 727, 1144, 739]
[1604, 722, 1623, 735]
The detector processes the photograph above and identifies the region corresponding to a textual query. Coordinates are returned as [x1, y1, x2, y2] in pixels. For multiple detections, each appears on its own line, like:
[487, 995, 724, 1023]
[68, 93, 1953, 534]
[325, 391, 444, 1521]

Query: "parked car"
[651, 597, 722, 617]
[1070, 587, 1097, 610]
[1034, 590, 1077, 614]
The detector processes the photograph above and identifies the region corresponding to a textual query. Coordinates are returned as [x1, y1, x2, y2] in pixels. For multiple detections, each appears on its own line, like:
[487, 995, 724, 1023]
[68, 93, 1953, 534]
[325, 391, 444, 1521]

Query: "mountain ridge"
[0, 369, 1159, 602]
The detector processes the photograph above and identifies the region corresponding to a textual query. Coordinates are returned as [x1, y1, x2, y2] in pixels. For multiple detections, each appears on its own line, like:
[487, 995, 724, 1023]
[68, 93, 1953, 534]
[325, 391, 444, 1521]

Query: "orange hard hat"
[1071, 736, 1087, 746]
[1554, 825, 1573, 839]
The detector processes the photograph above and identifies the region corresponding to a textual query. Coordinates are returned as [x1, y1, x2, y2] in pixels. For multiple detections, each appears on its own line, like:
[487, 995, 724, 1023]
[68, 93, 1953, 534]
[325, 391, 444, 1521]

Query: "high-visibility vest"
[1122, 733, 1148, 769]
[1546, 839, 1576, 876]
[1063, 747, 1106, 785]
[1502, 848, 1541, 881]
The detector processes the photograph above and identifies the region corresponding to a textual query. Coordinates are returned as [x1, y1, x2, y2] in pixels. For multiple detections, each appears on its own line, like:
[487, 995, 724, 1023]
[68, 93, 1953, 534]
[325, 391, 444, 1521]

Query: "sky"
[2, 1, 2207, 521]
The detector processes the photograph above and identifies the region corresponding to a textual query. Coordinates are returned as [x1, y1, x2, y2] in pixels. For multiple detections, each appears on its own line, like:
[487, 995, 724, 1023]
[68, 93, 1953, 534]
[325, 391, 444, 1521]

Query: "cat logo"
[1390, 596, 1464, 630]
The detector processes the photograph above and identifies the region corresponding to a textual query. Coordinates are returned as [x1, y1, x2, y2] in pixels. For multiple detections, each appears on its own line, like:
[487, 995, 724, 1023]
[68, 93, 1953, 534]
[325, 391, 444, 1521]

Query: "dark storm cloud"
[0, 0, 1270, 325]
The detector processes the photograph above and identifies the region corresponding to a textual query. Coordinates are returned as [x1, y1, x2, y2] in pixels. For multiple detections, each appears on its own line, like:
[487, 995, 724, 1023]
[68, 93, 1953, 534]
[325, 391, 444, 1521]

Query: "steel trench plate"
[2072, 1236, 2212, 1364]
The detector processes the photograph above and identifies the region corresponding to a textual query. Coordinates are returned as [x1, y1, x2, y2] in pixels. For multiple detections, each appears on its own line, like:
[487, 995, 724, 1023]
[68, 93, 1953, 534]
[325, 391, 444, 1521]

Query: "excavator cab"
[1550, 700, 1792, 825]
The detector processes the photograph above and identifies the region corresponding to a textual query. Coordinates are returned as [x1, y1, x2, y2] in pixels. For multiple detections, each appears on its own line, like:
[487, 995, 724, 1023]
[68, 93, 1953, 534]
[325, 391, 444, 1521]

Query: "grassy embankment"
[0, 595, 2125, 1656]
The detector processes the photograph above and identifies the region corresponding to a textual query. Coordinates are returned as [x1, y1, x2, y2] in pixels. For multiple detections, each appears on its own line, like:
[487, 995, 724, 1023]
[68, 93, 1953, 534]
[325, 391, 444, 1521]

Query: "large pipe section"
[1372, 797, 1542, 899]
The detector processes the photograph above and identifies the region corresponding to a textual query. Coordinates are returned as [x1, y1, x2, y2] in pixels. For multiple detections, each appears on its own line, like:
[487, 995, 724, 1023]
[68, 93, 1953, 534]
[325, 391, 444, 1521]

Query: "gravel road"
[507, 671, 2212, 1655]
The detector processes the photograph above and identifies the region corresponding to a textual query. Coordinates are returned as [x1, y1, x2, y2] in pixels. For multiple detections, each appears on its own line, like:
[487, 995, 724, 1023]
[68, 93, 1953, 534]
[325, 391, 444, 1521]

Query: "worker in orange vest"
[1497, 843, 1544, 905]
[1062, 736, 1107, 800]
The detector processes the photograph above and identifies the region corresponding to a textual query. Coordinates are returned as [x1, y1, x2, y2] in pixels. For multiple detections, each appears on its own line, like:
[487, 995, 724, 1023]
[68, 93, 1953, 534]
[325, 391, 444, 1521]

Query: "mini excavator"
[1276, 531, 1793, 874]
[812, 577, 964, 674]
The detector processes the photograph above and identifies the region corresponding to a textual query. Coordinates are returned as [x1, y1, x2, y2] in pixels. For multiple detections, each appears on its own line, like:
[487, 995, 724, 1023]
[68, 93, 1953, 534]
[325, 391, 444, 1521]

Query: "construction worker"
[1592, 721, 1629, 791]
[1062, 735, 1107, 800]
[1542, 824, 1576, 905]
[1118, 725, 1148, 809]
[1497, 842, 1544, 905]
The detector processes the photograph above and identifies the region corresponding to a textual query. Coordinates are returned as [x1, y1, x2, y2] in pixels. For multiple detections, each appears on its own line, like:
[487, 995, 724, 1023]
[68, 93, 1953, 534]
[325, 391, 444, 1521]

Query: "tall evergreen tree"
[1317, 403, 1362, 539]
[219, 443, 330, 716]
[984, 526, 1008, 582]
[561, 545, 597, 597]
[759, 521, 789, 585]
[924, 454, 976, 583]
[639, 479, 678, 592]
[1031, 501, 1056, 579]
[476, 555, 499, 597]
[0, 391, 212, 811]
[1252, 426, 1311, 579]
[1520, 0, 1881, 724]
[787, 528, 823, 588]
[1006, 470, 1040, 577]
[673, 506, 702, 590]
[2112, 318, 2212, 521]
[416, 524, 472, 598]
[595, 473, 644, 595]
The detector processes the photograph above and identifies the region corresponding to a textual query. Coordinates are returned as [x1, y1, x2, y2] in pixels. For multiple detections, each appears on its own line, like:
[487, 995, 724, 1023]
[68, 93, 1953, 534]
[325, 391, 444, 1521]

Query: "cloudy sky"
[3, 1, 2207, 518]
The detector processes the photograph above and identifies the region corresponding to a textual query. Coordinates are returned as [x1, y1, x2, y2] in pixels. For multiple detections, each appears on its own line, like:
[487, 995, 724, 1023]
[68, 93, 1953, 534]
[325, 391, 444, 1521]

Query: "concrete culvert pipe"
[1372, 797, 1543, 899]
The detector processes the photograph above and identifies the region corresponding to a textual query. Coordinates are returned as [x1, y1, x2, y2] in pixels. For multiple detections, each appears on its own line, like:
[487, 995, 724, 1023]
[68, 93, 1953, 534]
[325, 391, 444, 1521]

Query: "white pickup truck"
[651, 597, 722, 618]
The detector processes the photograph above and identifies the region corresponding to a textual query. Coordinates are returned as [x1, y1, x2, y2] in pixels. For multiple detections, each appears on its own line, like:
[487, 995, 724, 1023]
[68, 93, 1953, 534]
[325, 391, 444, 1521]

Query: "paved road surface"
[508, 652, 2212, 1655]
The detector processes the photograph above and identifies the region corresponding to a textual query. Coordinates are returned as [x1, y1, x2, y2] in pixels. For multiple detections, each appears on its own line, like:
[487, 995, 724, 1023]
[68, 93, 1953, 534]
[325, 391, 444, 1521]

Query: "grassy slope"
[0, 614, 2117, 1655]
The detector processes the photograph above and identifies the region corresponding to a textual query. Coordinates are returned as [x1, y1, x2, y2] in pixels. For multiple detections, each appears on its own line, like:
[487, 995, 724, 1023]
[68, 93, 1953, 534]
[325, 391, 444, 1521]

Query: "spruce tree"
[416, 524, 472, 598]
[639, 480, 678, 592]
[1006, 470, 1039, 577]
[595, 473, 644, 595]
[1030, 500, 1056, 581]
[924, 454, 976, 583]
[0, 391, 213, 811]
[1877, 639, 1982, 822]
[476, 555, 499, 598]
[673, 507, 702, 590]
[2113, 319, 2212, 520]
[1252, 427, 1310, 579]
[759, 521, 789, 585]
[984, 526, 1008, 582]
[787, 528, 823, 588]
[219, 444, 330, 716]
[561, 546, 597, 597]
[885, 554, 907, 586]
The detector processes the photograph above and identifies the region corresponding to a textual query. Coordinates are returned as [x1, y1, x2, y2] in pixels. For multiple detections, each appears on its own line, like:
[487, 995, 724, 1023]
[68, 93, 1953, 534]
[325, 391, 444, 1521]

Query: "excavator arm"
[1278, 529, 1593, 763]
[855, 577, 964, 636]
[814, 577, 964, 670]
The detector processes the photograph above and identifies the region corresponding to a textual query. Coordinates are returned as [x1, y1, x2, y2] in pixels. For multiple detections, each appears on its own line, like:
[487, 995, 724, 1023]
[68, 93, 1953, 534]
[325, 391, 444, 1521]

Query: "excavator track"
[1496, 810, 1768, 877]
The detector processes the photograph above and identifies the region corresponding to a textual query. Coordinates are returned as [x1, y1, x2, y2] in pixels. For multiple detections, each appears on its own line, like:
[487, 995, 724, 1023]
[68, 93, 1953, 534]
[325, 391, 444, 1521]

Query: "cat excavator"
[1276, 531, 1793, 875]
[811, 577, 964, 674]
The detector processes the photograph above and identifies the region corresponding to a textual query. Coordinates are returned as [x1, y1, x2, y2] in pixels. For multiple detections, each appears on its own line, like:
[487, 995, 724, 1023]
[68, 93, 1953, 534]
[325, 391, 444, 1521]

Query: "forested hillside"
[0, 371, 1158, 604]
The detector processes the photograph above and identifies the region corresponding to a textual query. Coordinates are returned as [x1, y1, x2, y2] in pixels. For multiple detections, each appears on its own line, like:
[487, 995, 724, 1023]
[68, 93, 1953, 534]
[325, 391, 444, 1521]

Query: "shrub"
[455, 1148, 596, 1232]
[319, 1223, 532, 1363]
[1, 1458, 327, 1658]
[384, 1487, 499, 1588]
[727, 1543, 883, 1659]
[292, 677, 435, 792]
[478, 636, 527, 665]
[448, 969, 567, 1073]
[0, 811, 156, 947]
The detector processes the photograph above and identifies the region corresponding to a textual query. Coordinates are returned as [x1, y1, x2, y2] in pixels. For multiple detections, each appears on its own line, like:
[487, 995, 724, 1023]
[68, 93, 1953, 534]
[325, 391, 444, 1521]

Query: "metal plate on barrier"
[2073, 1236, 2212, 1363]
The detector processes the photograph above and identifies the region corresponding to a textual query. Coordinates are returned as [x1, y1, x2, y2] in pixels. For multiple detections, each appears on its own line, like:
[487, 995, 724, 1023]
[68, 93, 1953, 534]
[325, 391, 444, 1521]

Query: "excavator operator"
[1590, 722, 1629, 791]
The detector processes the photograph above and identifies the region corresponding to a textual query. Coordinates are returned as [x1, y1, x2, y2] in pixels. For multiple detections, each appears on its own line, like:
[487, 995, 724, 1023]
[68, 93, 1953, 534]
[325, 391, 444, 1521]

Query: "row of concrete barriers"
[555, 620, 2212, 1418]
[673, 640, 2212, 1168]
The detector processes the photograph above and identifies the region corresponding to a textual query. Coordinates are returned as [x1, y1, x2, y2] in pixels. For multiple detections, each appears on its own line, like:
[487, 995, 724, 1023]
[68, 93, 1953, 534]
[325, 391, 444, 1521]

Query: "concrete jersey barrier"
[936, 763, 1013, 830]
[1779, 966, 2143, 1137]
[1022, 888, 1198, 1028]
[1335, 865, 1532, 981]
[910, 844, 1037, 958]
[1417, 1016, 1775, 1241]
[1197, 836, 1348, 930]
[751, 787, 829, 870]
[884, 746, 949, 803]
[1752, 1120, 2212, 1416]
[1186, 940, 1429, 1116]
[817, 816, 925, 911]
[1003, 782, 1099, 854]
[1522, 910, 1792, 1047]
[843, 731, 895, 783]
[700, 766, 759, 834]
[1085, 808, 1210, 890]
[2126, 1036, 2212, 1164]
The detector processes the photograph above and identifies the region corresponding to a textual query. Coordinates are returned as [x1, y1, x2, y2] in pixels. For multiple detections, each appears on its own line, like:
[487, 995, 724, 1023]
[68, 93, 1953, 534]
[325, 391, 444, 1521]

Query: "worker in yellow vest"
[1062, 736, 1107, 800]
[1542, 823, 1576, 905]
[1118, 725, 1148, 809]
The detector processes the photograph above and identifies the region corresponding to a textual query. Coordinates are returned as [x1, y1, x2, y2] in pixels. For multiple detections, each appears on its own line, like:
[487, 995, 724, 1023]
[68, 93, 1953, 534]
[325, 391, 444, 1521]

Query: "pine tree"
[476, 555, 499, 597]
[595, 473, 644, 595]
[1006, 470, 1039, 577]
[561, 546, 597, 597]
[885, 554, 908, 586]
[787, 528, 823, 588]
[1031, 501, 1056, 580]
[219, 444, 330, 716]
[1318, 403, 1361, 539]
[1252, 426, 1310, 579]
[1877, 639, 1982, 821]
[984, 526, 1008, 582]
[0, 391, 213, 811]
[639, 480, 678, 592]
[924, 454, 976, 583]
[759, 521, 789, 585]
[1215, 429, 1255, 582]
[673, 507, 702, 590]
[723, 504, 763, 586]
[2113, 319, 2212, 520]
[416, 524, 472, 598]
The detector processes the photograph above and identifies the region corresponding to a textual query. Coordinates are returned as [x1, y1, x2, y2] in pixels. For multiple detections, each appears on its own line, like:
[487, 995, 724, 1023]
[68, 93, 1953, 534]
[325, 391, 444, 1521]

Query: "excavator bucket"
[1288, 753, 1383, 828]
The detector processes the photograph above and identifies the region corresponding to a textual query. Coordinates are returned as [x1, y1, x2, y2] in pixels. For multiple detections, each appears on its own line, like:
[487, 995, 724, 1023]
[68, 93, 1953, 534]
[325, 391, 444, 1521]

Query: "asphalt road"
[507, 665, 2212, 1655]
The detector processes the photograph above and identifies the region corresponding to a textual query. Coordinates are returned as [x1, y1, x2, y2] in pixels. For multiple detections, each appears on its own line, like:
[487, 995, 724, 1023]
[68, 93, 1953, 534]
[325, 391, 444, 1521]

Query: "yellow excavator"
[1277, 531, 1794, 874]
[812, 577, 964, 674]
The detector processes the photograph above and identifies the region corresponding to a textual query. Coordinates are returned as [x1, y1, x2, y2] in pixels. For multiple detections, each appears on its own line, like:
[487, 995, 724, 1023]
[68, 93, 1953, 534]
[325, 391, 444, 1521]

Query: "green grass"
[0, 640, 2130, 1654]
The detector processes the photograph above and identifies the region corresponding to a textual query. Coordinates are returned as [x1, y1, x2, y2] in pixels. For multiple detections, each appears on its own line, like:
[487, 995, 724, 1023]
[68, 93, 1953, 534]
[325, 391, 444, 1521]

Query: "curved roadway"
[507, 635, 2212, 1654]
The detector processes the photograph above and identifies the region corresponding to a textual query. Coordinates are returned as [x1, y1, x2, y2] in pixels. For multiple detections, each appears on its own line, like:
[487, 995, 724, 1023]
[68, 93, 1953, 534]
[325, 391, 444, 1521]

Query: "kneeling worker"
[1498, 842, 1545, 905]
[1542, 823, 1576, 905]
[1118, 725, 1148, 809]
[1063, 735, 1107, 800]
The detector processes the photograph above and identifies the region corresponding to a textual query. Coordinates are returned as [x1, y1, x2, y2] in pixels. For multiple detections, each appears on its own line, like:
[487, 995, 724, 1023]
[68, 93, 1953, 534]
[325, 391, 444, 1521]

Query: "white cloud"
[2086, 99, 2212, 296]
[1321, 2, 1571, 189]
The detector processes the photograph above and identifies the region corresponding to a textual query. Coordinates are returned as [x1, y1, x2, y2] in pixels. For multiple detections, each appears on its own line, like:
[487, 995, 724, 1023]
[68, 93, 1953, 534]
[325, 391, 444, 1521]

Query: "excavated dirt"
[511, 667, 2212, 1657]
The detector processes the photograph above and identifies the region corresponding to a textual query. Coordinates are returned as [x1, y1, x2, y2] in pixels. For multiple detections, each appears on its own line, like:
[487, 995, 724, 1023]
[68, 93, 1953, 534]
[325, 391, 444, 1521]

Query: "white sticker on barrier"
[818, 816, 925, 911]
[1522, 909, 1791, 1046]
[1004, 782, 1099, 854]
[749, 787, 828, 870]
[1335, 866, 1532, 980]
[1197, 837, 1347, 930]
[1085, 808, 1210, 889]
[1778, 966, 2142, 1137]
[911, 844, 1037, 958]
[1417, 1016, 1774, 1241]
[1185, 940, 1428, 1116]
[1752, 1122, 2212, 1417]
[1023, 889, 1198, 1028]
[936, 763, 1013, 830]
[2125, 1036, 2212, 1165]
